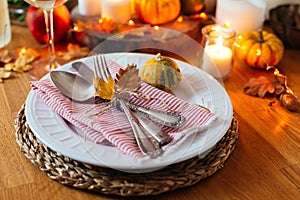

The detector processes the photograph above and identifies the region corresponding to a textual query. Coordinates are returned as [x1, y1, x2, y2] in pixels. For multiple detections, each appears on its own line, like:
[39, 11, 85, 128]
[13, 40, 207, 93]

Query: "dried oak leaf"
[244, 76, 285, 98]
[115, 64, 140, 92]
[93, 76, 115, 100]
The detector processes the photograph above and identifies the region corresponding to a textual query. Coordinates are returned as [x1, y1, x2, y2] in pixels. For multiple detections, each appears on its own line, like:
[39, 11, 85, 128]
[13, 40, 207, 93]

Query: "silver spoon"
[50, 71, 95, 102]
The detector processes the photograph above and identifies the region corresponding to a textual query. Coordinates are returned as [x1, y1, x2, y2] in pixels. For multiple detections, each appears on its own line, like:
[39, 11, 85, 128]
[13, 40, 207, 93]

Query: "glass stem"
[43, 8, 57, 70]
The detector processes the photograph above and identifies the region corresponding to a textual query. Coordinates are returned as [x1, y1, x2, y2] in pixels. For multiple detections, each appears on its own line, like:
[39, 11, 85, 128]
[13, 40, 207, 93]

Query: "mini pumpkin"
[134, 0, 181, 25]
[140, 53, 182, 91]
[235, 30, 284, 69]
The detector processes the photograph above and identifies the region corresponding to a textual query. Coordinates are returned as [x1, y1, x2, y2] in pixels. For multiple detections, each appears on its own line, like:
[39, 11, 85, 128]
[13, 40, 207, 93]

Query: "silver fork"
[93, 54, 162, 158]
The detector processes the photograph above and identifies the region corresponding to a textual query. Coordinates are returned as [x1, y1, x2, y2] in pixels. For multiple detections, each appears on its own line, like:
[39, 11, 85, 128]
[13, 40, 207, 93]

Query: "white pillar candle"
[0, 0, 11, 48]
[215, 0, 266, 34]
[78, 0, 102, 16]
[202, 38, 233, 79]
[101, 0, 131, 23]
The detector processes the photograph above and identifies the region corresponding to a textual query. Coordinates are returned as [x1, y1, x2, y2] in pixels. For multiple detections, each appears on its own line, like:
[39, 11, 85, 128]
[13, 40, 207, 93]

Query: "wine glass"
[24, 0, 68, 79]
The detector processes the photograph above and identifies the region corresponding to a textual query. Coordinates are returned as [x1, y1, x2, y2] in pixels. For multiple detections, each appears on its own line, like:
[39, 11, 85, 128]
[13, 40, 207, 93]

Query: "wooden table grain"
[0, 25, 299, 200]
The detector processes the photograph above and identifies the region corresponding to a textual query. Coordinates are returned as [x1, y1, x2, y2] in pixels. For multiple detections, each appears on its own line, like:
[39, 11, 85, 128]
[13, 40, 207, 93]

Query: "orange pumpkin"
[134, 0, 181, 25]
[235, 31, 284, 69]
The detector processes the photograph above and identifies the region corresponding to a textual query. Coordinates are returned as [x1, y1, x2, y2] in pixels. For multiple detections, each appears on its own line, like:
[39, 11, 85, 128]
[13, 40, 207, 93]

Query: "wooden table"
[1, 25, 299, 200]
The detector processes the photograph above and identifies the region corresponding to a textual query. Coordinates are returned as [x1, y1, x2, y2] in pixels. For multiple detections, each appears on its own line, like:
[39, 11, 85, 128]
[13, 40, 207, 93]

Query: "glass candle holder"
[201, 24, 236, 80]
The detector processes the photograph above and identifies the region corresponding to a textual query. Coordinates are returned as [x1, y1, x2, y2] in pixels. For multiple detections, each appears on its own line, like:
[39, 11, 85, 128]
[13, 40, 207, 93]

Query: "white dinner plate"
[25, 52, 233, 173]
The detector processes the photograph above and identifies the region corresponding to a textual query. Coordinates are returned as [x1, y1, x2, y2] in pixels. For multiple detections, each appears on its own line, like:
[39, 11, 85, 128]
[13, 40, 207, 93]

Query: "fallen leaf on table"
[4, 57, 33, 73]
[18, 48, 40, 64]
[58, 43, 90, 60]
[6, 48, 39, 73]
[0, 68, 11, 83]
[244, 76, 285, 98]
[0, 49, 13, 64]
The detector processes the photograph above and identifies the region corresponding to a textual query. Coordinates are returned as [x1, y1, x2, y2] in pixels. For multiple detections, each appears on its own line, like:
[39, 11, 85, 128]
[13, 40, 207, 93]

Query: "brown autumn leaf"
[0, 49, 13, 64]
[93, 76, 115, 100]
[19, 48, 40, 63]
[115, 64, 140, 93]
[244, 76, 285, 98]
[0, 68, 11, 83]
[58, 43, 90, 60]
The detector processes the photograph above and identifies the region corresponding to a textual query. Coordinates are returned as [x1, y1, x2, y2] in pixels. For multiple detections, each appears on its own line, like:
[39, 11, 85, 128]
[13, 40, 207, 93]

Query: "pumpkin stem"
[155, 53, 163, 61]
[258, 30, 264, 43]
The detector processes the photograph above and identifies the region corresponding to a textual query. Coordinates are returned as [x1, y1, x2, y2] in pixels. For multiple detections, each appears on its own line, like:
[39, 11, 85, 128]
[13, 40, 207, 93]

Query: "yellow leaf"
[4, 63, 14, 71]
[93, 76, 115, 100]
[24, 48, 40, 63]
[22, 64, 32, 72]
[15, 56, 27, 68]
[17, 48, 40, 64]
[13, 66, 24, 73]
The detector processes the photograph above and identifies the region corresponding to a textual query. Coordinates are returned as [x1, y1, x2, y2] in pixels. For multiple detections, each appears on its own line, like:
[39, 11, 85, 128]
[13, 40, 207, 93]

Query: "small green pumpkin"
[140, 53, 182, 91]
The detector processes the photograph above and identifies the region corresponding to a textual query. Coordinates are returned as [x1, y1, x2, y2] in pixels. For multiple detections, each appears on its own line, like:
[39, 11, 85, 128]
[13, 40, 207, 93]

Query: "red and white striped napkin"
[30, 62, 216, 158]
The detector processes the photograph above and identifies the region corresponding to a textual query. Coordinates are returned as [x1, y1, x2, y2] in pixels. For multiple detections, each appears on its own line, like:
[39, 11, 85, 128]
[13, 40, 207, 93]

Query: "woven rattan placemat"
[14, 104, 238, 196]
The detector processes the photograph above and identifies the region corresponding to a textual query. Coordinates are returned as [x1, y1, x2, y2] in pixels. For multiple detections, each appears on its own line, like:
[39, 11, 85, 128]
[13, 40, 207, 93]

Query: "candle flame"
[224, 21, 231, 28]
[177, 16, 183, 23]
[154, 25, 160, 30]
[98, 18, 104, 24]
[128, 19, 135, 26]
[73, 26, 79, 31]
[20, 48, 27, 55]
[199, 12, 208, 20]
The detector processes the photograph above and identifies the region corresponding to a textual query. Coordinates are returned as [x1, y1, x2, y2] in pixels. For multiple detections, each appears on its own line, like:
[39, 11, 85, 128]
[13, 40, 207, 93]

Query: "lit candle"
[215, 0, 266, 34]
[18, 47, 27, 56]
[202, 37, 233, 79]
[101, 0, 131, 24]
[128, 19, 135, 26]
[78, 0, 102, 16]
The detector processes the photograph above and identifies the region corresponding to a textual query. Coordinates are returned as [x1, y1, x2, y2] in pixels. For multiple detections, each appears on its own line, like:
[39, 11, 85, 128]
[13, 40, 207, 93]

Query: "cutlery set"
[50, 55, 186, 158]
